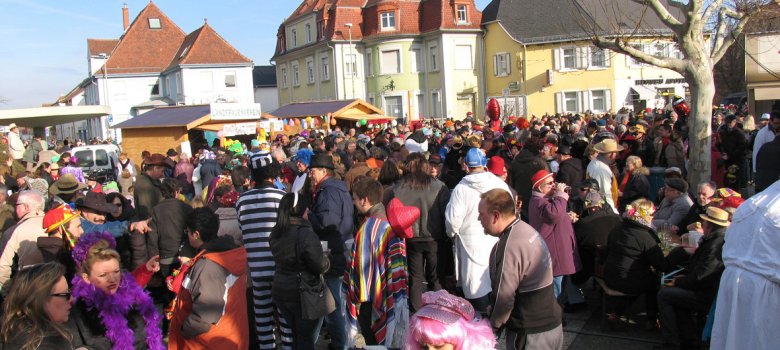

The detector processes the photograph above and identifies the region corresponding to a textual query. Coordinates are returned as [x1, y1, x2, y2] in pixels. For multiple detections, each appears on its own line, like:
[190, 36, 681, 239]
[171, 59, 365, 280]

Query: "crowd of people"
[0, 104, 777, 350]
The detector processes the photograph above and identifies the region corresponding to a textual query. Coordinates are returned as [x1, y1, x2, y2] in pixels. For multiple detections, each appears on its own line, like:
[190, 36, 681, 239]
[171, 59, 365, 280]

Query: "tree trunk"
[686, 66, 715, 187]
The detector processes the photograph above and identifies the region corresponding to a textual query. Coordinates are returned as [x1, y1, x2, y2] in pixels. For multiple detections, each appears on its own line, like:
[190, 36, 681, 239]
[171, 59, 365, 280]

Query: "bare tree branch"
[666, 0, 693, 13]
[711, 8, 752, 62]
[703, 0, 728, 24]
[594, 36, 687, 71]
[631, 0, 684, 32]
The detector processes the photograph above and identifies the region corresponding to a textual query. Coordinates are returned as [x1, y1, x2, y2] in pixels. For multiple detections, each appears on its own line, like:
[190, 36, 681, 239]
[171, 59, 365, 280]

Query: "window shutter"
[494, 55, 499, 76]
[604, 49, 611, 67]
[505, 53, 511, 75]
[553, 48, 561, 71]
[605, 89, 612, 112]
[579, 91, 587, 112]
[555, 92, 563, 113]
[579, 47, 589, 69]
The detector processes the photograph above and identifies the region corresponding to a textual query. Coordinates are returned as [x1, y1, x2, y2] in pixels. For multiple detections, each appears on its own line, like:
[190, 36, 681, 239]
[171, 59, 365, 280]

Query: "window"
[455, 45, 473, 70]
[150, 81, 160, 96]
[417, 94, 426, 118]
[344, 54, 357, 77]
[457, 5, 468, 23]
[385, 96, 403, 118]
[306, 58, 315, 84]
[432, 91, 441, 117]
[562, 48, 577, 69]
[224, 72, 236, 88]
[305, 24, 312, 43]
[652, 43, 669, 58]
[200, 71, 213, 92]
[410, 48, 423, 73]
[292, 29, 297, 47]
[292, 63, 300, 86]
[381, 50, 401, 74]
[381, 11, 396, 30]
[165, 77, 171, 96]
[627, 44, 646, 66]
[494, 53, 510, 76]
[590, 48, 607, 68]
[281, 67, 288, 88]
[564, 92, 578, 113]
[366, 51, 374, 76]
[148, 18, 161, 29]
[321, 56, 330, 81]
[429, 45, 438, 71]
[591, 90, 606, 111]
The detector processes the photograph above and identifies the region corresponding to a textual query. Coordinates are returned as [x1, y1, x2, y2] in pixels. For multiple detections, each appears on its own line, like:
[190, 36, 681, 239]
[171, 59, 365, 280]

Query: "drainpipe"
[327, 41, 339, 100]
[479, 30, 487, 119]
[522, 43, 527, 115]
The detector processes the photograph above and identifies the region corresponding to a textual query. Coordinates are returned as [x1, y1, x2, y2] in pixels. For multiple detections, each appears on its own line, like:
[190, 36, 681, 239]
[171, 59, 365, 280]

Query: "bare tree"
[578, 0, 765, 186]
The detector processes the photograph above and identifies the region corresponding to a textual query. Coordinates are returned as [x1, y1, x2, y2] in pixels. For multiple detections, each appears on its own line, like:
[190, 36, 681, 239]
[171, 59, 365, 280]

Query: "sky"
[0, 0, 493, 109]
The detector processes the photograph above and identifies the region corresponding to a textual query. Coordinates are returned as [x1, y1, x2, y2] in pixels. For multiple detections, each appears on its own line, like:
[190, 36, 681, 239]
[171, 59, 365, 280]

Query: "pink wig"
[405, 313, 497, 350]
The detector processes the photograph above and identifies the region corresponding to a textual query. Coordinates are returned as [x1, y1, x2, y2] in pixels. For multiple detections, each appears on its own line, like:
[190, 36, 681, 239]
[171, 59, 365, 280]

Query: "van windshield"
[75, 149, 109, 168]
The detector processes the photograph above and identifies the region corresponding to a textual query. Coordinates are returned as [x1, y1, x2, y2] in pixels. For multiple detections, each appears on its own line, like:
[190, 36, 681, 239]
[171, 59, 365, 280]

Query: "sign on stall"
[223, 122, 257, 136]
[210, 103, 262, 120]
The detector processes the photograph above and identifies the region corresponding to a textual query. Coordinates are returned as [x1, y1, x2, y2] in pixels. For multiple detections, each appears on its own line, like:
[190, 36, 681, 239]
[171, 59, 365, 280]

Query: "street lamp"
[344, 23, 355, 100]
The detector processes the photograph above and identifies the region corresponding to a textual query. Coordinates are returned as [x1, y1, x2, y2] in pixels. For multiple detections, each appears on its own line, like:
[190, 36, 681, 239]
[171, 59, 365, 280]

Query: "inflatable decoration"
[486, 98, 502, 132]
[672, 96, 690, 119]
[360, 118, 368, 126]
[283, 124, 291, 132]
[330, 117, 337, 126]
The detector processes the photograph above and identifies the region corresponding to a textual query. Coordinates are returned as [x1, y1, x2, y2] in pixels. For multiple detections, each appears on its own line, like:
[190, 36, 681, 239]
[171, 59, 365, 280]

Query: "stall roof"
[113, 105, 211, 130]
[268, 99, 389, 120]
[0, 105, 111, 128]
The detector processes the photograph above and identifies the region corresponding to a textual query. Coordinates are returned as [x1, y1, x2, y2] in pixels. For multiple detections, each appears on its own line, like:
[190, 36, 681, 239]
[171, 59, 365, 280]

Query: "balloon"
[356, 121, 361, 127]
[294, 118, 301, 126]
[331, 117, 337, 126]
[283, 125, 290, 132]
[360, 118, 368, 126]
[305, 116, 312, 125]
[282, 119, 287, 125]
[302, 121, 308, 129]
[259, 128, 267, 138]
[391, 120, 398, 127]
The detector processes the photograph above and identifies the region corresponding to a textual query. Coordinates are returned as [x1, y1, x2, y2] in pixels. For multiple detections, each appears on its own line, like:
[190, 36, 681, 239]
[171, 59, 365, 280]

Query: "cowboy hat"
[49, 173, 88, 195]
[593, 139, 625, 153]
[144, 153, 171, 168]
[629, 124, 646, 134]
[76, 191, 119, 216]
[699, 207, 731, 227]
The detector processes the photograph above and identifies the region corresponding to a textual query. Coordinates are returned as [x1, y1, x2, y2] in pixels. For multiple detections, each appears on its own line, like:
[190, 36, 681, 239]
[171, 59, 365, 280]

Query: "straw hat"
[699, 207, 731, 227]
[49, 174, 88, 195]
[593, 139, 625, 153]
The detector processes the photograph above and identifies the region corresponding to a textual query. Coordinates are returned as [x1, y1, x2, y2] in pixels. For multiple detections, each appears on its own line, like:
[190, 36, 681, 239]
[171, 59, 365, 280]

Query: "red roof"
[101, 2, 186, 75]
[86, 39, 119, 56]
[166, 23, 252, 71]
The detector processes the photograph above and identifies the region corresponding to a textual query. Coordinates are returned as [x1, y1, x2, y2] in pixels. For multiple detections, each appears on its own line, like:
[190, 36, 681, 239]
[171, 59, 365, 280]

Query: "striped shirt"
[236, 185, 285, 281]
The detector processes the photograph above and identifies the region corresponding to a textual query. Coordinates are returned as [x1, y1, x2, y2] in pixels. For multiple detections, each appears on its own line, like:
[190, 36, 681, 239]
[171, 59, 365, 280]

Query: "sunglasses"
[50, 291, 72, 299]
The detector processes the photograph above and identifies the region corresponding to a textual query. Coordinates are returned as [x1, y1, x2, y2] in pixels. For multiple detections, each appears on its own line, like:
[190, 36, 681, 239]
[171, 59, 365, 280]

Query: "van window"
[75, 150, 93, 167]
[95, 150, 109, 166]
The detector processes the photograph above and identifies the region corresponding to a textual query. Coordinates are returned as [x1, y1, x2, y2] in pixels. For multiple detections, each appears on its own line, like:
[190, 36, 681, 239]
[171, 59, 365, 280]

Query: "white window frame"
[165, 76, 171, 97]
[224, 71, 236, 88]
[344, 53, 358, 77]
[456, 5, 468, 23]
[292, 62, 300, 86]
[380, 11, 396, 31]
[588, 47, 610, 69]
[562, 47, 578, 70]
[589, 89, 611, 112]
[429, 43, 439, 72]
[410, 46, 423, 73]
[455, 45, 473, 70]
[365, 50, 374, 77]
[292, 28, 297, 47]
[321, 55, 330, 81]
[494, 52, 510, 76]
[306, 57, 315, 84]
[431, 90, 442, 117]
[280, 66, 288, 88]
[555, 91, 582, 114]
[416, 93, 426, 118]
[305, 23, 312, 44]
[380, 47, 402, 75]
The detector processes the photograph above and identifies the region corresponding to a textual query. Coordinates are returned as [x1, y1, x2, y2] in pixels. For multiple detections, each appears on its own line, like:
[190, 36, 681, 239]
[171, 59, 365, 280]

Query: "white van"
[70, 144, 121, 182]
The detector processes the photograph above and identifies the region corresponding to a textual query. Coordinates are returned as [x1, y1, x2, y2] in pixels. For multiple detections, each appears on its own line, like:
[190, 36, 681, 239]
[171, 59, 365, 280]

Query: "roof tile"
[166, 23, 252, 71]
[86, 39, 120, 56]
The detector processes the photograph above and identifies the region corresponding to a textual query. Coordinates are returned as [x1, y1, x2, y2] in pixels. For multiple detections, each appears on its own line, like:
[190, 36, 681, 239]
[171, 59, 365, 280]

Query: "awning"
[630, 86, 659, 101]
[753, 86, 780, 101]
[268, 99, 388, 122]
[0, 105, 111, 128]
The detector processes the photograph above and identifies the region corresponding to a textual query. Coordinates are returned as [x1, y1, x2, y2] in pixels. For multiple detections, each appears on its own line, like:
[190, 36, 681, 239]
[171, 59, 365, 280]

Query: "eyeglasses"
[50, 291, 72, 299]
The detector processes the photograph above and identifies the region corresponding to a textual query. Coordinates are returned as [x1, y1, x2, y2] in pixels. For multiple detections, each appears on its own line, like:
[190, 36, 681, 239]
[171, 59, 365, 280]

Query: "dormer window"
[457, 5, 468, 23]
[148, 18, 161, 29]
[381, 11, 396, 31]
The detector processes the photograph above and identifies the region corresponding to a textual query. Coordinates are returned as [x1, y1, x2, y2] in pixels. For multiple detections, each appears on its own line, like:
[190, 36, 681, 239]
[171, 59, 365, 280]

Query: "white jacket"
[7, 131, 24, 160]
[586, 157, 618, 213]
[0, 212, 45, 290]
[445, 171, 511, 299]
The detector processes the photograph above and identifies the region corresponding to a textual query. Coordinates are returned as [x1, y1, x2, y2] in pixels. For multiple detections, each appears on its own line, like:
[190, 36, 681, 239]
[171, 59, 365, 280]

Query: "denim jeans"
[324, 275, 347, 350]
[552, 275, 563, 299]
[276, 300, 324, 350]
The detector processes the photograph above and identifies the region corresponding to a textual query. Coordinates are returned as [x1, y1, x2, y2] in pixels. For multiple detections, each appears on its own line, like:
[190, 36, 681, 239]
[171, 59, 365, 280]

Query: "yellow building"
[481, 0, 686, 117]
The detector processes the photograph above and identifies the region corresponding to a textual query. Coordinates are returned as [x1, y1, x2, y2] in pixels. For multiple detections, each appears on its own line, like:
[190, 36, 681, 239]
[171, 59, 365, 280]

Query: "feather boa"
[71, 272, 164, 350]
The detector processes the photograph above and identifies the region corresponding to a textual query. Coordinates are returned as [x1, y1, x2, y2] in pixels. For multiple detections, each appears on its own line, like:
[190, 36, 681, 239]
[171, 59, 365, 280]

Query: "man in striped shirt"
[237, 154, 291, 349]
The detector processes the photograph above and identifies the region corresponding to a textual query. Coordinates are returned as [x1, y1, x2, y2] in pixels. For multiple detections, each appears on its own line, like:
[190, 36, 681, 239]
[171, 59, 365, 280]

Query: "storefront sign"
[210, 103, 262, 120]
[636, 78, 686, 85]
[223, 122, 257, 136]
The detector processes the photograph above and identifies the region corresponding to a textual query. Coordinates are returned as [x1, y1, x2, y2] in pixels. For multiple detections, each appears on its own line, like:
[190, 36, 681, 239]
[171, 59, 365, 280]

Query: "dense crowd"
[0, 105, 777, 350]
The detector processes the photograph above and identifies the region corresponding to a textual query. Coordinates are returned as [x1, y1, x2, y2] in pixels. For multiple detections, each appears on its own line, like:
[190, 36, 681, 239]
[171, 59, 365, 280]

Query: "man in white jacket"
[0, 191, 46, 292]
[7, 123, 24, 161]
[445, 147, 511, 315]
[586, 139, 623, 213]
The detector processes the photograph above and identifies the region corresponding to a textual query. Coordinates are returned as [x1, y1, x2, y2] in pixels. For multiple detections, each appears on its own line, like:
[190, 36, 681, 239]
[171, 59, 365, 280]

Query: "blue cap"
[464, 148, 487, 168]
[294, 148, 314, 166]
[597, 119, 606, 127]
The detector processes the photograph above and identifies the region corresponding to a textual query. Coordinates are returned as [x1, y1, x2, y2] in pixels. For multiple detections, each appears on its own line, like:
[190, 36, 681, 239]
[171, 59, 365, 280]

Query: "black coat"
[673, 227, 726, 306]
[572, 209, 622, 284]
[147, 198, 194, 262]
[1, 328, 73, 350]
[555, 157, 584, 188]
[604, 219, 672, 294]
[755, 136, 780, 193]
[679, 202, 712, 233]
[69, 300, 149, 350]
[308, 177, 354, 277]
[621, 169, 649, 210]
[509, 149, 549, 218]
[270, 219, 330, 303]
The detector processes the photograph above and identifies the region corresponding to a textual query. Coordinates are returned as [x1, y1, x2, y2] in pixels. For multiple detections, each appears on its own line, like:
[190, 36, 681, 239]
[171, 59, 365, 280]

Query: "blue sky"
[0, 0, 492, 109]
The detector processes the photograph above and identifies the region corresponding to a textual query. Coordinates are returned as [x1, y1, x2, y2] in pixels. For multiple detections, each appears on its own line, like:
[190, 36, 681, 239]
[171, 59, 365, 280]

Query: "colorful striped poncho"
[346, 216, 409, 348]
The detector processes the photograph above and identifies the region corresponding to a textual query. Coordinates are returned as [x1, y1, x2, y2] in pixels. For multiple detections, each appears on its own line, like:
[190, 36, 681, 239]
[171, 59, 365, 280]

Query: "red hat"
[531, 169, 553, 189]
[719, 196, 745, 210]
[386, 198, 420, 239]
[43, 204, 81, 234]
[486, 156, 506, 176]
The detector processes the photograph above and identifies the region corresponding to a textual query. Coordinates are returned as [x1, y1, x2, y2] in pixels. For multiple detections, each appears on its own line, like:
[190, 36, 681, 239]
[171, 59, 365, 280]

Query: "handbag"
[295, 230, 336, 320]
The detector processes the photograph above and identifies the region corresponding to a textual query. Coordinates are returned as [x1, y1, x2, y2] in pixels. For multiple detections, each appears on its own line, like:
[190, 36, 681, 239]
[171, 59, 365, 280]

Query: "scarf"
[71, 273, 164, 350]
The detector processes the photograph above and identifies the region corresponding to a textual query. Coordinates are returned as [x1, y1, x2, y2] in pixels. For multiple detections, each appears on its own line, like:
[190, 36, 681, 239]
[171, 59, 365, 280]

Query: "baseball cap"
[464, 148, 486, 168]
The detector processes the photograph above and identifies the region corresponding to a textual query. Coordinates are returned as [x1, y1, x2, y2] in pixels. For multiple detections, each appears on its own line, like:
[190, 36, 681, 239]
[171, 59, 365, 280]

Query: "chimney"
[122, 3, 129, 31]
